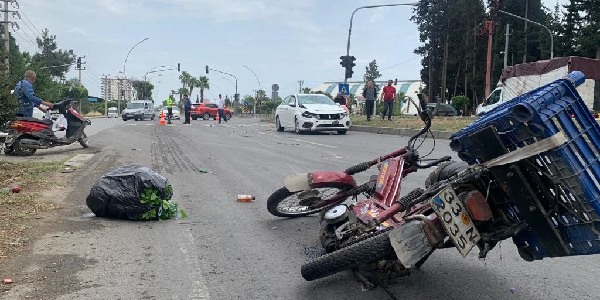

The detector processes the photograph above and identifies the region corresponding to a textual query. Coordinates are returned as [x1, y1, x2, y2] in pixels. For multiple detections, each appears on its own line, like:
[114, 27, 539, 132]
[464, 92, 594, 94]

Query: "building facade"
[101, 77, 136, 102]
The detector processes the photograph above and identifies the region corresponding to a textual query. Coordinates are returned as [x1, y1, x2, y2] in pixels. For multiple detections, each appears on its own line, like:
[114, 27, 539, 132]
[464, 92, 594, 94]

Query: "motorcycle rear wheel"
[267, 185, 351, 218]
[13, 137, 37, 156]
[78, 132, 89, 148]
[301, 231, 393, 281]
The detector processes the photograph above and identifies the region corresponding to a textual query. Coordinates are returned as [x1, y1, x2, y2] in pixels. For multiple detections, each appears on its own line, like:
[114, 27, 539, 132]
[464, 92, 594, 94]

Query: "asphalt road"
[3, 117, 599, 300]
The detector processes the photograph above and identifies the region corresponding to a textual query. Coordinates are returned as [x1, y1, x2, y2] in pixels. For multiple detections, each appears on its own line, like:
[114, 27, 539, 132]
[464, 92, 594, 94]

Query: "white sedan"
[161, 107, 181, 120]
[275, 94, 351, 134]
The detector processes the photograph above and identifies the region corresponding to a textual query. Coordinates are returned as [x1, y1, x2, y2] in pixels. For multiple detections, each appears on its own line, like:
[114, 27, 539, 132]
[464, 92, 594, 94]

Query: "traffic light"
[205, 65, 209, 74]
[76, 57, 81, 69]
[177, 63, 180, 72]
[340, 55, 356, 80]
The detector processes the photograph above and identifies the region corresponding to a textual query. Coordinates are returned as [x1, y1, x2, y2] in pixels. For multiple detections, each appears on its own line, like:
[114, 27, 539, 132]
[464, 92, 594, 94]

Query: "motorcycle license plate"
[430, 186, 481, 257]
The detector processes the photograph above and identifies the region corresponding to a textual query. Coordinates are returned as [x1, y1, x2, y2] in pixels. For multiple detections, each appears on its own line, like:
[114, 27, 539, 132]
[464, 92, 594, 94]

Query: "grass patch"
[0, 160, 65, 259]
[350, 115, 477, 132]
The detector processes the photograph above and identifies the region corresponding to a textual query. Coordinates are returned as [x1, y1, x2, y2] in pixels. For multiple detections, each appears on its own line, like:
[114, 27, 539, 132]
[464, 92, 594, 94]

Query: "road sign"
[338, 83, 349, 95]
[243, 100, 249, 106]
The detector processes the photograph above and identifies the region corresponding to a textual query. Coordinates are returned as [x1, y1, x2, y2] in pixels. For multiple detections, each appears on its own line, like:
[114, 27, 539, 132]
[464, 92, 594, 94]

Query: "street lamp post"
[498, 9, 554, 59]
[143, 65, 166, 99]
[120, 37, 149, 114]
[207, 67, 238, 107]
[243, 65, 261, 115]
[344, 2, 419, 83]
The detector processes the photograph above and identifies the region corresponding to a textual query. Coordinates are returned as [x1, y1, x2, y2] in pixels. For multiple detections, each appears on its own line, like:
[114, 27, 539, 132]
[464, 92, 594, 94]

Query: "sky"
[12, 0, 566, 102]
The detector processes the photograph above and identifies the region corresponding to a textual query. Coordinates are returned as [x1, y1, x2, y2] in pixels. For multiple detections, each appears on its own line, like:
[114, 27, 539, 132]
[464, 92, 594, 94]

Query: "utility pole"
[1, 0, 19, 74]
[483, 20, 494, 99]
[523, 0, 528, 63]
[76, 56, 86, 86]
[298, 80, 304, 93]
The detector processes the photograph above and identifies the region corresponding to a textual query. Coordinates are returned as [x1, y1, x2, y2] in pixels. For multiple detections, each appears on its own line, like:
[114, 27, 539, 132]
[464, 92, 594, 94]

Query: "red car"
[190, 103, 233, 121]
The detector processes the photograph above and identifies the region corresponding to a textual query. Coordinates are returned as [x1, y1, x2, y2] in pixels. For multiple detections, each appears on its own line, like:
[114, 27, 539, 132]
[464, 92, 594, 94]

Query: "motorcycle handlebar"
[415, 156, 452, 169]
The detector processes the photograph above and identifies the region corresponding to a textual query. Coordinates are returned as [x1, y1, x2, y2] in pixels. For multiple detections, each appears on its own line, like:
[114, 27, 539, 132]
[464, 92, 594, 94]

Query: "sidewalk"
[350, 125, 455, 140]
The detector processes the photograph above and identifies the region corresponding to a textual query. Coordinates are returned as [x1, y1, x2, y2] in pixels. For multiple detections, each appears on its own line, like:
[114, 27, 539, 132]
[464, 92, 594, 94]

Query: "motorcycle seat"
[17, 117, 54, 126]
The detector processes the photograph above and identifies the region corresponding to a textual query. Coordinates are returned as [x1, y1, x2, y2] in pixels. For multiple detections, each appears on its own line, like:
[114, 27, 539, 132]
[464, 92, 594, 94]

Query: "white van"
[107, 107, 118, 118]
[121, 100, 155, 121]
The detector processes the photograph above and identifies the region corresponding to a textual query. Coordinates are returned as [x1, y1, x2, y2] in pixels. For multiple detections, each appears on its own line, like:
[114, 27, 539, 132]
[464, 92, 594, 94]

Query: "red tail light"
[459, 190, 493, 221]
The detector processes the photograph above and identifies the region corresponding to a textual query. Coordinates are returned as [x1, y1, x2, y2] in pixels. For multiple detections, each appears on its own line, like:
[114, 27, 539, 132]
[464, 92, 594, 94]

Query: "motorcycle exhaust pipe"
[19, 139, 49, 149]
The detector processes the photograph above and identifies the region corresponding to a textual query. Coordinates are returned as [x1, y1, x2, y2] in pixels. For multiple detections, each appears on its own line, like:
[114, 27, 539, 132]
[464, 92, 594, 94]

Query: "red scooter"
[4, 99, 90, 156]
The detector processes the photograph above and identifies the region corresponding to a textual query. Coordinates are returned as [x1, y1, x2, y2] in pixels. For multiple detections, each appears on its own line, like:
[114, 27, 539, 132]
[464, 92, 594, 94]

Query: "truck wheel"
[192, 116, 197, 121]
[203, 113, 210, 120]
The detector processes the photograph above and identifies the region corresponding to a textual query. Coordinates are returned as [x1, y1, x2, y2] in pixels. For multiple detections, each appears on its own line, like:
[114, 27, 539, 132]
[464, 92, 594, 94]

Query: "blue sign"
[338, 83, 349, 95]
[243, 100, 249, 106]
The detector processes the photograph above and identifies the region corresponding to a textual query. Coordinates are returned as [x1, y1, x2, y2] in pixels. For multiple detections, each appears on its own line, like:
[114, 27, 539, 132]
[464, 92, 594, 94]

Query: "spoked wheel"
[78, 132, 89, 148]
[267, 185, 351, 218]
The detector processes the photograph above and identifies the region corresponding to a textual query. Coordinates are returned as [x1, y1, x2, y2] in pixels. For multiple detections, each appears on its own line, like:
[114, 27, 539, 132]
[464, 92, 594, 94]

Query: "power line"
[18, 6, 43, 37]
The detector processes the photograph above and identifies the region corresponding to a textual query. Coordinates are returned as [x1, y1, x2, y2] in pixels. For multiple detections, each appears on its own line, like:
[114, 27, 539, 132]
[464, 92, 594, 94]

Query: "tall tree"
[412, 0, 487, 106]
[198, 76, 209, 103]
[31, 29, 76, 78]
[132, 80, 154, 99]
[363, 59, 382, 82]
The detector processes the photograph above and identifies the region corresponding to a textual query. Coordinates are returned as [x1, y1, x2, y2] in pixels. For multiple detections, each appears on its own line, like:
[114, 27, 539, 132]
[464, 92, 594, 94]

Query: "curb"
[350, 125, 455, 140]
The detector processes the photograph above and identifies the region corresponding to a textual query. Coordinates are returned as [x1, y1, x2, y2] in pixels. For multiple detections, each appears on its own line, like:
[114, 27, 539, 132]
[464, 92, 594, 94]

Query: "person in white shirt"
[216, 94, 227, 124]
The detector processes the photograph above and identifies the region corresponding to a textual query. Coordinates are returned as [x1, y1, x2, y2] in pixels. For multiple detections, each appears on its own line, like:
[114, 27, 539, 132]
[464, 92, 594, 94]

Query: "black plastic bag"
[86, 164, 173, 220]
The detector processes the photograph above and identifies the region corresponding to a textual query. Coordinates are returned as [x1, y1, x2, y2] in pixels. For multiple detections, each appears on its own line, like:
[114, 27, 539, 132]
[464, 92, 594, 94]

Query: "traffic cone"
[215, 112, 220, 124]
[159, 111, 166, 125]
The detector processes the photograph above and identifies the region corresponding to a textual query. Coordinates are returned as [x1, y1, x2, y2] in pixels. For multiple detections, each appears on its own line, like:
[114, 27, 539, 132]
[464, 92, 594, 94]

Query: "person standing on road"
[166, 95, 174, 124]
[362, 81, 377, 121]
[14, 70, 54, 118]
[217, 94, 227, 124]
[183, 94, 192, 124]
[380, 79, 397, 121]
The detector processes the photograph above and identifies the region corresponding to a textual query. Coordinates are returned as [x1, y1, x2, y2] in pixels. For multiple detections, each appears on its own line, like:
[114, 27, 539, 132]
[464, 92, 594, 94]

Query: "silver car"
[161, 107, 181, 120]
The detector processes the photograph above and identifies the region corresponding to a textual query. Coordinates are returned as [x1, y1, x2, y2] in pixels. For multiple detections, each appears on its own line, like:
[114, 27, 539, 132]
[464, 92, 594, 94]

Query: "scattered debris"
[131, 148, 142, 151]
[198, 168, 217, 175]
[11, 186, 21, 193]
[271, 226, 277, 230]
[61, 167, 73, 173]
[2, 278, 13, 284]
[237, 194, 255, 203]
[510, 288, 517, 293]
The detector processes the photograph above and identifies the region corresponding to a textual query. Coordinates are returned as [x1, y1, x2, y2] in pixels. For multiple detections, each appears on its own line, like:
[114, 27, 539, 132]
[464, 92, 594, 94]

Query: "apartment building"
[101, 77, 137, 101]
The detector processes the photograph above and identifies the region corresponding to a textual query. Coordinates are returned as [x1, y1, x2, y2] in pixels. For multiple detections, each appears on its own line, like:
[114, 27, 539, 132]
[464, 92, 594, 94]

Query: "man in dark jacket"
[183, 94, 192, 124]
[362, 81, 377, 121]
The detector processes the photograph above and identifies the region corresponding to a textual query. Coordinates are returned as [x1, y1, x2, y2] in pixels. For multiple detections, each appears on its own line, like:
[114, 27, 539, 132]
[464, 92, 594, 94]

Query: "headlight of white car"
[340, 112, 348, 118]
[301, 111, 318, 119]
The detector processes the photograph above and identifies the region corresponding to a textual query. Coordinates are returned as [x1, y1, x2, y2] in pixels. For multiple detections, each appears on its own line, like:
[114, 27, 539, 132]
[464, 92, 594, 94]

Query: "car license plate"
[332, 120, 339, 125]
[430, 186, 481, 257]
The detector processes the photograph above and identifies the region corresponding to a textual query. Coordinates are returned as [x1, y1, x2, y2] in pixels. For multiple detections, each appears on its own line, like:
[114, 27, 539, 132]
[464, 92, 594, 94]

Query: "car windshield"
[297, 95, 335, 105]
[127, 103, 145, 109]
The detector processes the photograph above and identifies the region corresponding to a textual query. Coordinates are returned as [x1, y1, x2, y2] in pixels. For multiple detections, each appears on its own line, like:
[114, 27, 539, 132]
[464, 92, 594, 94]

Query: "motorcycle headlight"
[302, 111, 318, 119]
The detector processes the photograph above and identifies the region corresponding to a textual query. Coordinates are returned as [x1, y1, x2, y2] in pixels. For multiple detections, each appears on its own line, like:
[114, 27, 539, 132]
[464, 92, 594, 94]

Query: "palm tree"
[188, 77, 200, 100]
[179, 71, 192, 93]
[198, 76, 210, 103]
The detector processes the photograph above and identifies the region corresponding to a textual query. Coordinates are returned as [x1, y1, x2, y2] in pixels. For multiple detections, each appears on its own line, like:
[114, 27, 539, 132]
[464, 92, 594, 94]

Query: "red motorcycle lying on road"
[267, 71, 600, 287]
[4, 99, 90, 156]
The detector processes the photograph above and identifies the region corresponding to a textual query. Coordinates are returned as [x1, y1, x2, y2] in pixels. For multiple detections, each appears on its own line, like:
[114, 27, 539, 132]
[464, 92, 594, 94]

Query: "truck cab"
[476, 85, 503, 116]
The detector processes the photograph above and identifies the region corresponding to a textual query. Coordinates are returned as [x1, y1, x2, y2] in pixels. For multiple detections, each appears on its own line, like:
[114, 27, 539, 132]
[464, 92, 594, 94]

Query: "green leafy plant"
[139, 185, 185, 221]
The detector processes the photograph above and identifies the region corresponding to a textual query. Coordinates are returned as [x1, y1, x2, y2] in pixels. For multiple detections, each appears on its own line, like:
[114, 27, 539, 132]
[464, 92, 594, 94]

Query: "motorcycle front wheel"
[78, 132, 89, 148]
[301, 231, 394, 281]
[266, 185, 352, 218]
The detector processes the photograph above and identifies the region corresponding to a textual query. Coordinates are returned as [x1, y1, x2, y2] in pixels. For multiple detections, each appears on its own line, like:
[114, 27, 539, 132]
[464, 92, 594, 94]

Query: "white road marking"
[179, 230, 210, 299]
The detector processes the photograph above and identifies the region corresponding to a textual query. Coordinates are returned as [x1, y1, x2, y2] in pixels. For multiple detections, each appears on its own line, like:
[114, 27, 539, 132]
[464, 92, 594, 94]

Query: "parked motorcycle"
[4, 99, 91, 156]
[267, 71, 600, 287]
